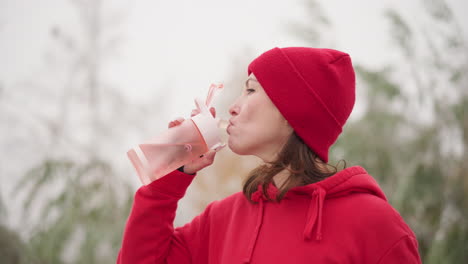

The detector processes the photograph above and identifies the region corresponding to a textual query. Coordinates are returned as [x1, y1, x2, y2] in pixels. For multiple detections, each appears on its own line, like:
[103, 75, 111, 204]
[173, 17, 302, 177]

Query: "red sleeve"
[116, 170, 207, 264]
[377, 235, 422, 264]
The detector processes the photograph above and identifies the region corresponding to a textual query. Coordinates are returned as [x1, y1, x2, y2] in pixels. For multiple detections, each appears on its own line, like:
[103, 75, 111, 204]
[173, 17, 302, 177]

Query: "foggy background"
[1, 0, 467, 263]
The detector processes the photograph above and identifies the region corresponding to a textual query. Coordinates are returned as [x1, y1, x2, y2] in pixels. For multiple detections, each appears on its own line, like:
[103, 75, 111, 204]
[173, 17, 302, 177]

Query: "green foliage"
[0, 224, 29, 264]
[385, 10, 413, 57]
[0, 193, 5, 220]
[297, 0, 468, 262]
[0, 194, 30, 264]
[354, 66, 401, 100]
[286, 0, 331, 46]
[13, 159, 133, 264]
[2, 0, 136, 263]
[349, 0, 468, 262]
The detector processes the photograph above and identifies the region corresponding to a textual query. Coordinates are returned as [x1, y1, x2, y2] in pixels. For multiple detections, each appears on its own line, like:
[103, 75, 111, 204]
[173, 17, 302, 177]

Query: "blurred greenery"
[1, 160, 133, 264]
[324, 0, 467, 262]
[1, 0, 135, 263]
[1, 0, 467, 263]
[0, 224, 28, 264]
[11, 159, 133, 264]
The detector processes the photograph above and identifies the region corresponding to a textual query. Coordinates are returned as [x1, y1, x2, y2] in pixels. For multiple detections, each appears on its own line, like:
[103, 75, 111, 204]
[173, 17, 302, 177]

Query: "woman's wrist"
[177, 166, 195, 175]
[177, 166, 185, 173]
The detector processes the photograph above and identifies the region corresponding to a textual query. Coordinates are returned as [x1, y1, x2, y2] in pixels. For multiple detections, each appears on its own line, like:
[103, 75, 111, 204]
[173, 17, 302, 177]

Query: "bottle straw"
[205, 83, 224, 108]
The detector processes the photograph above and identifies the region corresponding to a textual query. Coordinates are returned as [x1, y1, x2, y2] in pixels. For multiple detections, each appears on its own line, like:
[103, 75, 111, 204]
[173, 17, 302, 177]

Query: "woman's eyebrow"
[245, 78, 259, 88]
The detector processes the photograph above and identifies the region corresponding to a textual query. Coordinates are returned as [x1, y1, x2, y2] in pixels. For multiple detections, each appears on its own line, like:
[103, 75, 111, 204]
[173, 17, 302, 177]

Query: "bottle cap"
[191, 98, 224, 150]
[191, 83, 226, 151]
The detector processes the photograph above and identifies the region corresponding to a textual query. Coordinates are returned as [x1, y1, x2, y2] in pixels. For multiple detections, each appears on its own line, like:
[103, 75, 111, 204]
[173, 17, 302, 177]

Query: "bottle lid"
[191, 98, 224, 150]
[191, 83, 226, 151]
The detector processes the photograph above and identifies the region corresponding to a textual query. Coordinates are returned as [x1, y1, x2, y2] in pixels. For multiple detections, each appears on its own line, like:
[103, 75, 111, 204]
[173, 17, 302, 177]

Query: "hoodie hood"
[245, 166, 386, 263]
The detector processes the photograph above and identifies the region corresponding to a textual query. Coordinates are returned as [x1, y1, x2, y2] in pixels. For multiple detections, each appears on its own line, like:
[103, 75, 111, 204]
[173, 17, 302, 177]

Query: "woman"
[117, 47, 422, 263]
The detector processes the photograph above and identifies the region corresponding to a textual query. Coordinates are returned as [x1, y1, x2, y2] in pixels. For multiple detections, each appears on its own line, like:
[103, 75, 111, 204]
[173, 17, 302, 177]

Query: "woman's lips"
[227, 120, 235, 135]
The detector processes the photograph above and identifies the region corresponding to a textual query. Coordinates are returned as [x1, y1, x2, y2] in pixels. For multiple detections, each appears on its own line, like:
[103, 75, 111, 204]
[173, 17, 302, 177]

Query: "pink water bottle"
[127, 84, 226, 185]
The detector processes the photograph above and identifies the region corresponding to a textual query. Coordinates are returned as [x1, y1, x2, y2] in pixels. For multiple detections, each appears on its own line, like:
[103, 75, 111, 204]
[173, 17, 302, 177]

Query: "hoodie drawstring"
[244, 198, 265, 264]
[303, 187, 326, 241]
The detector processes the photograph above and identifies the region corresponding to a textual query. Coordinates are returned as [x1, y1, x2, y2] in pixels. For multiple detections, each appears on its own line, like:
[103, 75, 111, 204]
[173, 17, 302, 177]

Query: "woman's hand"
[168, 107, 217, 175]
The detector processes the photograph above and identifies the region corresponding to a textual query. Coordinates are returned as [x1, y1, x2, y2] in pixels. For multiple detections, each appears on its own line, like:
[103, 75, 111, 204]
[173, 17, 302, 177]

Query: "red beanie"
[248, 47, 356, 163]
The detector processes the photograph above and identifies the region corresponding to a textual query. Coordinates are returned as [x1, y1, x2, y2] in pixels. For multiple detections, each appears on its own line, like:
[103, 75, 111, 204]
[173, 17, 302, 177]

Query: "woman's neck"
[272, 162, 334, 189]
[272, 169, 291, 188]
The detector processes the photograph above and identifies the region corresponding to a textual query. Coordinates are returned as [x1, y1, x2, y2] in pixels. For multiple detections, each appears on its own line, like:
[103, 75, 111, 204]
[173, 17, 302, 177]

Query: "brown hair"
[243, 132, 346, 202]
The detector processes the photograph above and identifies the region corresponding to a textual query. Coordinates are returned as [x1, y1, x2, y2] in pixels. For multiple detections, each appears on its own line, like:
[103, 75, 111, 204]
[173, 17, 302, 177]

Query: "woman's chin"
[228, 140, 248, 155]
[227, 141, 238, 154]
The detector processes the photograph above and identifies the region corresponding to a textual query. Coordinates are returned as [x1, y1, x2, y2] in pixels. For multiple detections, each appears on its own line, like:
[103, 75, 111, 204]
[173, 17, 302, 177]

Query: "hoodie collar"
[248, 166, 387, 243]
[244, 166, 386, 263]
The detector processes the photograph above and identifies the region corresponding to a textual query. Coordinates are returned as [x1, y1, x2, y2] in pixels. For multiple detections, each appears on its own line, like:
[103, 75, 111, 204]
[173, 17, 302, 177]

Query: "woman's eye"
[246, 88, 255, 94]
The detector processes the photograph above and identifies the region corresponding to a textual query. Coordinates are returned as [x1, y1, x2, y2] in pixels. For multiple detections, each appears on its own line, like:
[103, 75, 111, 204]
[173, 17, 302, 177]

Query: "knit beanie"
[248, 47, 356, 163]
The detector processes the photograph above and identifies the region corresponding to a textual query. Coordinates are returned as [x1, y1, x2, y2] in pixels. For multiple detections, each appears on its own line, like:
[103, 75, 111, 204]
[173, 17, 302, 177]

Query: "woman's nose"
[229, 101, 239, 116]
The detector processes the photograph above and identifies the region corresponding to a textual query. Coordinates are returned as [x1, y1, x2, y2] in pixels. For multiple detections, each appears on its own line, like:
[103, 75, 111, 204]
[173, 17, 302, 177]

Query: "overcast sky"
[2, 0, 466, 111]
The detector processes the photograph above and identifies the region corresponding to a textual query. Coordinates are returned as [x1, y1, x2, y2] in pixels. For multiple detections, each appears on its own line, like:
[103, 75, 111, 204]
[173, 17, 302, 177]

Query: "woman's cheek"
[228, 129, 255, 155]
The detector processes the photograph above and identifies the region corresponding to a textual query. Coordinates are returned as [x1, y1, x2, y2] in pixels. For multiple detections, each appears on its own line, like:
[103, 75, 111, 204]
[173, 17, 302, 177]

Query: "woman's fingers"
[197, 150, 216, 169]
[182, 150, 217, 175]
[203, 150, 216, 163]
[168, 117, 185, 128]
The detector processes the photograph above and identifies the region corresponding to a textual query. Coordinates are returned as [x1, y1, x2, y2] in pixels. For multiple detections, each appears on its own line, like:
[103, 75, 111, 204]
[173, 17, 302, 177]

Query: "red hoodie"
[117, 166, 421, 263]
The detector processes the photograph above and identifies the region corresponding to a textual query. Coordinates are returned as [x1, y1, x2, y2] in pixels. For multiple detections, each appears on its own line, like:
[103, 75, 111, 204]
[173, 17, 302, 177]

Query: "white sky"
[1, 0, 467, 107]
[1, 0, 467, 125]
